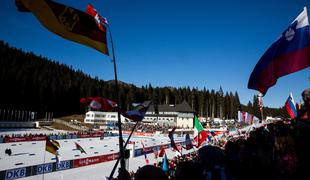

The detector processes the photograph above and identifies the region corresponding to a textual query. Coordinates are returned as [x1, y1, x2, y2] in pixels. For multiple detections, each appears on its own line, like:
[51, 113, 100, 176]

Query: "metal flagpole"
[261, 105, 264, 122]
[109, 121, 139, 179]
[258, 92, 264, 122]
[106, 23, 126, 172]
[42, 141, 46, 180]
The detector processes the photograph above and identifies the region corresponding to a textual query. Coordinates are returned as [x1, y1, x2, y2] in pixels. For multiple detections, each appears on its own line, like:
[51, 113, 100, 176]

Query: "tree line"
[0, 41, 288, 119]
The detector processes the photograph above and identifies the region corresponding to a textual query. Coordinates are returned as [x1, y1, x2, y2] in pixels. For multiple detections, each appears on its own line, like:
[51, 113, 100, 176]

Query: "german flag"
[51, 139, 60, 148]
[46, 137, 59, 155]
[16, 0, 109, 55]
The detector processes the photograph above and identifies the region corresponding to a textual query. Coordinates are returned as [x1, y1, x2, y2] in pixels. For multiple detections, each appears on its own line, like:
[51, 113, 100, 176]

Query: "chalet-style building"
[143, 100, 195, 128]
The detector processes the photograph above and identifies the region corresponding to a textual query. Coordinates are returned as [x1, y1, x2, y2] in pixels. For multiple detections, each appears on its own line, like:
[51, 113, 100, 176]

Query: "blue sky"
[0, 0, 309, 108]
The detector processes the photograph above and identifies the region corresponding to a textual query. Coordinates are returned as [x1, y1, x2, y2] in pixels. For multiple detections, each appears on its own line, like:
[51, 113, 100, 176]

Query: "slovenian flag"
[248, 7, 310, 95]
[285, 93, 298, 119]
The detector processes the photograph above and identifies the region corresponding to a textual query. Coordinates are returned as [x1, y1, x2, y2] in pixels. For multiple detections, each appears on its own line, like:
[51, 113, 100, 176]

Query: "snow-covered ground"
[0, 128, 68, 136]
[0, 133, 189, 179]
[21, 147, 192, 180]
[0, 122, 266, 180]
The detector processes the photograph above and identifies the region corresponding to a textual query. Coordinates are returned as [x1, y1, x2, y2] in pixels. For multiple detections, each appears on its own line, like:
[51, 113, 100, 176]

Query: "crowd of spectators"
[111, 88, 310, 180]
[122, 123, 170, 134]
[112, 118, 310, 180]
[0, 130, 113, 143]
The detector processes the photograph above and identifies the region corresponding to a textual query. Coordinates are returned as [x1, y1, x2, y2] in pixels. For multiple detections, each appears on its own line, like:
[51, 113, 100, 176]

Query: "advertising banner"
[5, 168, 27, 180]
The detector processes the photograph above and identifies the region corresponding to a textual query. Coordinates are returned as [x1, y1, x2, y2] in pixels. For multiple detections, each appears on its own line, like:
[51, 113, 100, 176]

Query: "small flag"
[238, 111, 254, 124]
[86, 4, 108, 32]
[248, 7, 310, 95]
[121, 101, 151, 121]
[193, 116, 207, 147]
[158, 147, 165, 157]
[285, 93, 298, 119]
[141, 140, 149, 164]
[162, 153, 169, 172]
[247, 113, 253, 124]
[153, 148, 158, 159]
[80, 97, 117, 111]
[168, 127, 180, 153]
[183, 134, 193, 150]
[16, 0, 109, 55]
[75, 142, 86, 154]
[45, 137, 59, 156]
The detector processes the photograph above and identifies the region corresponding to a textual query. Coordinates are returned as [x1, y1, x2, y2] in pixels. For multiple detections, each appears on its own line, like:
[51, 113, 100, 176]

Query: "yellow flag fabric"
[45, 138, 59, 155]
[17, 0, 109, 55]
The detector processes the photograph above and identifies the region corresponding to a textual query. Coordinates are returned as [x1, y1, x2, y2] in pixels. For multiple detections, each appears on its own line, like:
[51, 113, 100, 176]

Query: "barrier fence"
[1, 130, 163, 144]
[1, 133, 106, 143]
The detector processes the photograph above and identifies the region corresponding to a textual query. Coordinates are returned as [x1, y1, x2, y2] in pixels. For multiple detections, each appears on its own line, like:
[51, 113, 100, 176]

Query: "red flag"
[141, 140, 149, 164]
[80, 97, 117, 111]
[86, 4, 108, 32]
[159, 147, 165, 157]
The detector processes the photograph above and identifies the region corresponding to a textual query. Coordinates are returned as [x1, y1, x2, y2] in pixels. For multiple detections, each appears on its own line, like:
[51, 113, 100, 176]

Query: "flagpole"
[109, 121, 140, 179]
[106, 24, 126, 171]
[42, 141, 46, 180]
[261, 105, 264, 122]
[258, 93, 264, 122]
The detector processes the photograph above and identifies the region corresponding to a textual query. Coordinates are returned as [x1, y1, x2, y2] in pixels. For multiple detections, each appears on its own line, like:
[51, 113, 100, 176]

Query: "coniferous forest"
[0, 41, 288, 119]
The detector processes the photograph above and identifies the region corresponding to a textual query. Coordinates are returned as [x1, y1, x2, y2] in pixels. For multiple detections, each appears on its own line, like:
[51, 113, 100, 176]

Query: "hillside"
[0, 41, 287, 119]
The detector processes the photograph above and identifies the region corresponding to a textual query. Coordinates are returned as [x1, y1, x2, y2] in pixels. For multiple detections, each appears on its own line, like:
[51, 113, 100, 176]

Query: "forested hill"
[0, 41, 287, 118]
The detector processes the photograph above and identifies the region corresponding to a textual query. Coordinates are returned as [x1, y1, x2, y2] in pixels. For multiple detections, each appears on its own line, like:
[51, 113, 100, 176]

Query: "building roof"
[147, 100, 194, 113]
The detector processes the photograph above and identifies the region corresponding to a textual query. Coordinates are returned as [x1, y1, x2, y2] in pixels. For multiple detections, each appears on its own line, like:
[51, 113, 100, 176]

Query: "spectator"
[175, 161, 204, 180]
[298, 88, 310, 119]
[5, 148, 12, 156]
[134, 165, 168, 180]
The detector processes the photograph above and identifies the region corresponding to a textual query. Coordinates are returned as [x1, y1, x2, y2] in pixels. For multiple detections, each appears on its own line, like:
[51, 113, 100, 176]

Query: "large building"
[143, 101, 195, 128]
[84, 111, 127, 129]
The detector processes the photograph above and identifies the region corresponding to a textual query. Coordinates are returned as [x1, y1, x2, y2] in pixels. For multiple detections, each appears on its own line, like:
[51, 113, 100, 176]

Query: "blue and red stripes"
[285, 94, 297, 119]
[248, 8, 310, 95]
